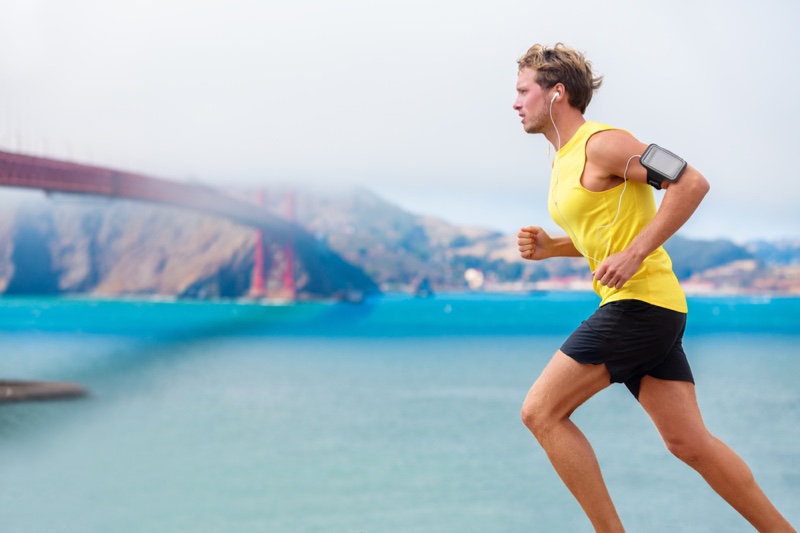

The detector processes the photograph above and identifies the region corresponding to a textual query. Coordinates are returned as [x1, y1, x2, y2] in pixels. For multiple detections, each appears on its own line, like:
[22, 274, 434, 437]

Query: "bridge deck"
[0, 149, 291, 233]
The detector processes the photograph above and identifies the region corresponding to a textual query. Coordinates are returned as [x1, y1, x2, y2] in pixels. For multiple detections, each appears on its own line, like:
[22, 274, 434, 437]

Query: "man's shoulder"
[584, 121, 630, 138]
[585, 127, 636, 157]
[582, 121, 620, 135]
[583, 125, 649, 178]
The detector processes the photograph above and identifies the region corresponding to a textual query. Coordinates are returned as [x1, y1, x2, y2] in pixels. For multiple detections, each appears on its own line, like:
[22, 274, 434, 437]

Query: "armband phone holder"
[640, 144, 687, 190]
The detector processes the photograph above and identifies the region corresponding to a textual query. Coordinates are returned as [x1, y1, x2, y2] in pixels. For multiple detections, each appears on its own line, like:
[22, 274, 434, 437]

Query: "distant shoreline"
[2, 289, 798, 306]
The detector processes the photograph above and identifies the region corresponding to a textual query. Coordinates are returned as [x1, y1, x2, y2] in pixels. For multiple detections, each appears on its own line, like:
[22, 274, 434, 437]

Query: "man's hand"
[517, 226, 553, 261]
[592, 248, 645, 289]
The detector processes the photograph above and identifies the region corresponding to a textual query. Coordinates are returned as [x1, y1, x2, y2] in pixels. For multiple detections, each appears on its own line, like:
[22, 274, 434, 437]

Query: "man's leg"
[638, 376, 796, 532]
[521, 350, 625, 533]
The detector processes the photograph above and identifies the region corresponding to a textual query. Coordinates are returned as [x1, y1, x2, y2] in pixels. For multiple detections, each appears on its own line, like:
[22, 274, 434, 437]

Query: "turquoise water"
[1, 293, 798, 532]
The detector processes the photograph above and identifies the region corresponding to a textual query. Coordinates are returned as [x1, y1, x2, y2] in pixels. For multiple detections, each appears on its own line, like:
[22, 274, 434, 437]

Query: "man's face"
[513, 68, 549, 134]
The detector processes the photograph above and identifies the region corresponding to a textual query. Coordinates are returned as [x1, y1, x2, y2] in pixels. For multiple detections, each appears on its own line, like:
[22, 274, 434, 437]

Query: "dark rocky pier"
[0, 380, 87, 402]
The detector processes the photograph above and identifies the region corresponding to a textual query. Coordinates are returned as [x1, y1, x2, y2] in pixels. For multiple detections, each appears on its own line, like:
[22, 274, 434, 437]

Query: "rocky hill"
[1, 187, 798, 298]
[293, 188, 800, 295]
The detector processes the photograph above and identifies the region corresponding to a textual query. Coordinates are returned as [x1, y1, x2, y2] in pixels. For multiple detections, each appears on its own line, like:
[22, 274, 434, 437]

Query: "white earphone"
[551, 91, 560, 103]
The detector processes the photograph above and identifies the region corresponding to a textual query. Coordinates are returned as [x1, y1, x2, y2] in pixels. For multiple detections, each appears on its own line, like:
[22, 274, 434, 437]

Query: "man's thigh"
[637, 376, 707, 440]
[523, 350, 613, 420]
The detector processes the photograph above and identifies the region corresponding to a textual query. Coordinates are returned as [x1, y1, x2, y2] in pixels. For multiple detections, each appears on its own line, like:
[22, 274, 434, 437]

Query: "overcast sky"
[1, 0, 798, 241]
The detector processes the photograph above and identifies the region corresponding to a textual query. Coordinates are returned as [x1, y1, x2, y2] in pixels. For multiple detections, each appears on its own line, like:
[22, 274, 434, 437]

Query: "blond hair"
[517, 43, 603, 114]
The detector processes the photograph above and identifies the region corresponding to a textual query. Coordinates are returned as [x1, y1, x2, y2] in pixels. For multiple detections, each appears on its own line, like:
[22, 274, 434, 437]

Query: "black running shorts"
[560, 299, 694, 399]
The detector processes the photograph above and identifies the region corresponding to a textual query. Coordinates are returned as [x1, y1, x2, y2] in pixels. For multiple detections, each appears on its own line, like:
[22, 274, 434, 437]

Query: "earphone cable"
[548, 97, 639, 269]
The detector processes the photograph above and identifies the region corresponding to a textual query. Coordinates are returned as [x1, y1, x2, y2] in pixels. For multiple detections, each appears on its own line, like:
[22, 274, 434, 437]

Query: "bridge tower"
[249, 188, 266, 299]
[281, 188, 296, 301]
[248, 187, 295, 302]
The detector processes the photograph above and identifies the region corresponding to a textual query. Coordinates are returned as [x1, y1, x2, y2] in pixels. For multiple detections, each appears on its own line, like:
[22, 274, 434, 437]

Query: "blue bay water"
[1, 293, 799, 532]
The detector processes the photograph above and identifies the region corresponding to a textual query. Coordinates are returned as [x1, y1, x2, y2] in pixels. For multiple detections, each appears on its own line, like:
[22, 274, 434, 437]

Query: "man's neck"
[545, 112, 587, 152]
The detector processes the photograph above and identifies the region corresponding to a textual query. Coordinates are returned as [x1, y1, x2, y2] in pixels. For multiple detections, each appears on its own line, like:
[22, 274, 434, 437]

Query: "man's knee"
[520, 399, 536, 431]
[520, 394, 555, 437]
[662, 432, 713, 466]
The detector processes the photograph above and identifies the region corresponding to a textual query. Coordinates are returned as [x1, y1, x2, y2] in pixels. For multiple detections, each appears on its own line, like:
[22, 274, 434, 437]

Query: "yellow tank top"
[548, 121, 687, 313]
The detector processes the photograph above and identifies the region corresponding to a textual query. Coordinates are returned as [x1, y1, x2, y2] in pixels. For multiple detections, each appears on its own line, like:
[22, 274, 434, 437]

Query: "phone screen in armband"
[640, 144, 687, 189]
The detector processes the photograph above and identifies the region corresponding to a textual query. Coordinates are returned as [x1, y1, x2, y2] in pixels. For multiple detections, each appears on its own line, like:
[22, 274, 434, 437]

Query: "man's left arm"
[589, 131, 711, 290]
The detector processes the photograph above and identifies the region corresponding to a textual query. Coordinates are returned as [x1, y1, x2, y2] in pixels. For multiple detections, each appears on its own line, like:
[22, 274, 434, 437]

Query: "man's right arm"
[517, 226, 582, 260]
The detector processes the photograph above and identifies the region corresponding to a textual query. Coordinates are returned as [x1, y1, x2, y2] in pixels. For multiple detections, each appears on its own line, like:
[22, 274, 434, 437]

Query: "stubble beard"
[523, 107, 550, 135]
[524, 122, 542, 135]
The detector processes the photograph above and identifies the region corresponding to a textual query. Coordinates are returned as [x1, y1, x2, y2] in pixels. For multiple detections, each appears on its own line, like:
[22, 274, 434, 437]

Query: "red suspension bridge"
[0, 149, 296, 300]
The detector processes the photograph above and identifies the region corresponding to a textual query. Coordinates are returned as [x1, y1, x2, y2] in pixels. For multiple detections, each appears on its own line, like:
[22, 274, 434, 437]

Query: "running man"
[513, 42, 795, 532]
